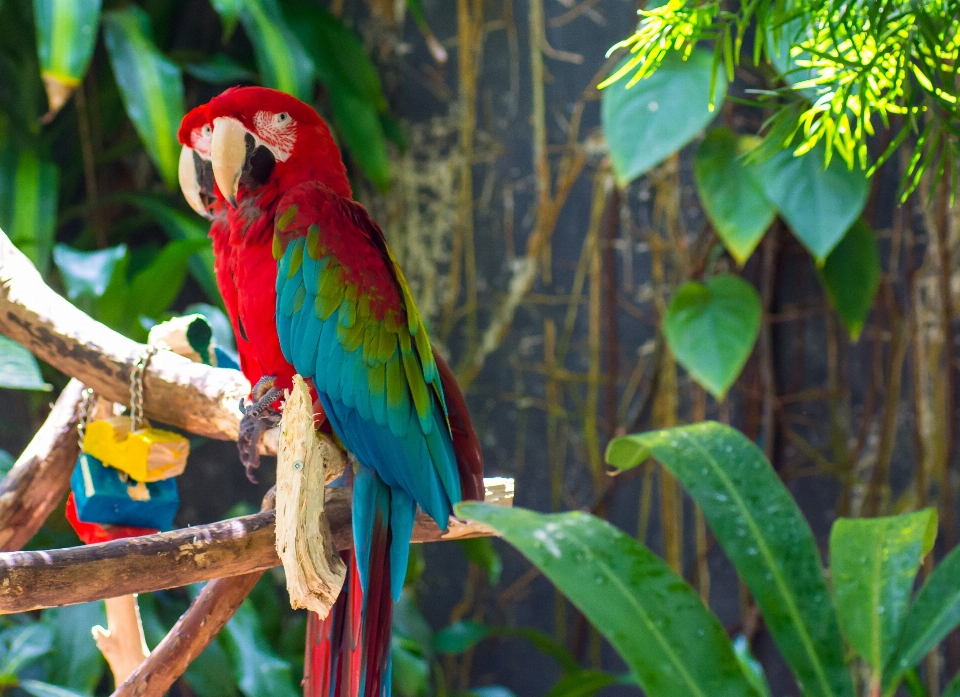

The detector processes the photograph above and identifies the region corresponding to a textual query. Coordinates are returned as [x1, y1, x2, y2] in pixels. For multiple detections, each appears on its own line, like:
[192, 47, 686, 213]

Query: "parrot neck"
[230, 184, 282, 245]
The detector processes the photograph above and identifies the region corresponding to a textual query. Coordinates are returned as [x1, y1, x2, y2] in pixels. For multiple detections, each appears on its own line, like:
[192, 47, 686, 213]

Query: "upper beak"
[211, 116, 249, 206]
[178, 145, 212, 219]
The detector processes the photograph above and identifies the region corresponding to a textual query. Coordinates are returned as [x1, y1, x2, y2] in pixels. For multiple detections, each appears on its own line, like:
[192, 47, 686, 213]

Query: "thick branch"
[0, 478, 513, 613]
[0, 228, 276, 452]
[0, 379, 84, 551]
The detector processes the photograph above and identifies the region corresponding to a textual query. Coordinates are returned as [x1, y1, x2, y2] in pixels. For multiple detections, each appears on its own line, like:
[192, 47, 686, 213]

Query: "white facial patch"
[253, 110, 296, 161]
[191, 124, 212, 159]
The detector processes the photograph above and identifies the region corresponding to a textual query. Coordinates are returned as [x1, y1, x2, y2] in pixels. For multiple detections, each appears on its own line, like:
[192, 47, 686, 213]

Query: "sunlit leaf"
[817, 219, 880, 340]
[0, 336, 50, 391]
[694, 129, 776, 265]
[664, 275, 761, 399]
[606, 422, 854, 697]
[32, 0, 101, 115]
[830, 511, 936, 676]
[601, 50, 727, 186]
[456, 502, 763, 697]
[53, 243, 127, 300]
[0, 143, 59, 275]
[102, 7, 185, 189]
[240, 0, 313, 100]
[757, 143, 869, 262]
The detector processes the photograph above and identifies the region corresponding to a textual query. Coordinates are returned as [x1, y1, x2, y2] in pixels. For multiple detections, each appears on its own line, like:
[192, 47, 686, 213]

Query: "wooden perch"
[94, 595, 150, 686]
[0, 228, 277, 453]
[0, 477, 513, 613]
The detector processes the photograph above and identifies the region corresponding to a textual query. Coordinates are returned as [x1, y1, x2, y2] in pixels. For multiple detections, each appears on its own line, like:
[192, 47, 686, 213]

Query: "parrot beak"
[211, 116, 250, 207]
[178, 146, 213, 219]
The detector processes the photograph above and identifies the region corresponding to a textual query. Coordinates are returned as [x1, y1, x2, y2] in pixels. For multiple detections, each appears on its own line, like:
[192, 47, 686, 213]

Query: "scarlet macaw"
[178, 87, 484, 697]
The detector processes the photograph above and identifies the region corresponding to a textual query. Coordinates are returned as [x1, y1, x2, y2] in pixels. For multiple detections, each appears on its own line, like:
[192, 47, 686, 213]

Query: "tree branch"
[0, 478, 513, 613]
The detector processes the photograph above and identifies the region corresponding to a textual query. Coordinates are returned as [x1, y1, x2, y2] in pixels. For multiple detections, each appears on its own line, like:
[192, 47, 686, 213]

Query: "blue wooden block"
[70, 453, 179, 530]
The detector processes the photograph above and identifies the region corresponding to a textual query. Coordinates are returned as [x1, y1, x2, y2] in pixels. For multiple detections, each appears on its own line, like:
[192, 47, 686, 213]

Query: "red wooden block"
[65, 493, 158, 544]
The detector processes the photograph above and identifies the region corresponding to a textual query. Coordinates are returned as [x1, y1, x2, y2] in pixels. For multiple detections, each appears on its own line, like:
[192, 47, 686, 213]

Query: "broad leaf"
[757, 143, 869, 261]
[433, 621, 489, 655]
[0, 144, 59, 275]
[53, 243, 127, 300]
[545, 670, 619, 697]
[209, 0, 242, 40]
[455, 503, 763, 697]
[888, 542, 960, 678]
[944, 672, 960, 697]
[817, 219, 880, 340]
[0, 336, 50, 391]
[392, 636, 429, 697]
[32, 0, 101, 113]
[18, 680, 88, 697]
[240, 0, 313, 100]
[694, 129, 776, 265]
[664, 275, 761, 399]
[102, 7, 185, 188]
[184, 635, 238, 697]
[458, 537, 503, 585]
[220, 599, 298, 697]
[41, 603, 106, 693]
[185, 54, 256, 85]
[606, 422, 854, 697]
[464, 688, 518, 697]
[0, 623, 54, 676]
[127, 238, 210, 325]
[601, 50, 727, 186]
[830, 510, 936, 675]
[328, 84, 391, 191]
[733, 636, 772, 697]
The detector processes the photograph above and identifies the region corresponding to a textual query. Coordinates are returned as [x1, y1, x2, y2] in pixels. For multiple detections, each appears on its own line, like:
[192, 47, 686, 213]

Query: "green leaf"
[601, 50, 727, 186]
[694, 129, 776, 265]
[53, 243, 127, 300]
[0, 450, 14, 477]
[545, 670, 618, 697]
[392, 636, 429, 697]
[888, 542, 960, 678]
[606, 422, 853, 697]
[433, 621, 489, 655]
[184, 54, 256, 85]
[328, 88, 391, 191]
[102, 7, 185, 188]
[0, 336, 50, 391]
[0, 143, 59, 275]
[733, 636, 772, 697]
[817, 219, 880, 340]
[127, 238, 209, 325]
[18, 680, 89, 697]
[33, 0, 101, 84]
[757, 143, 869, 261]
[220, 599, 298, 697]
[462, 688, 518, 697]
[944, 671, 960, 697]
[663, 275, 761, 399]
[455, 503, 763, 697]
[184, 635, 238, 697]
[458, 537, 503, 585]
[830, 510, 936, 676]
[766, 18, 818, 97]
[209, 0, 242, 41]
[0, 623, 54, 676]
[41, 603, 106, 693]
[239, 0, 313, 100]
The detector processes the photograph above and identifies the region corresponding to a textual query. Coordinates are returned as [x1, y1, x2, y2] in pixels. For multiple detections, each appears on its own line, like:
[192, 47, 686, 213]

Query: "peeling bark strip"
[0, 478, 512, 613]
[0, 229, 276, 451]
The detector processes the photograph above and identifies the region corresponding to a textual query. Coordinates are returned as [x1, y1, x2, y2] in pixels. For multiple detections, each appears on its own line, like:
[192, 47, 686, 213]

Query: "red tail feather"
[433, 349, 485, 501]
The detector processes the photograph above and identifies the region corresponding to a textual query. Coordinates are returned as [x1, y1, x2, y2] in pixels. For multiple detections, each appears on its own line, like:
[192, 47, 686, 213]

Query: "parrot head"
[178, 104, 217, 219]
[200, 86, 351, 207]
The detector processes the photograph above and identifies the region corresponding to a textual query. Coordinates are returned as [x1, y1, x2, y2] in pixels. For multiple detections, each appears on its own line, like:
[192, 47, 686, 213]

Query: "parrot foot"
[237, 376, 282, 483]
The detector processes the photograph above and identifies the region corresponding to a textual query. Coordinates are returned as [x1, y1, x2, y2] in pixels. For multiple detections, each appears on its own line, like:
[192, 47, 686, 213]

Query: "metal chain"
[130, 345, 159, 432]
[76, 387, 95, 451]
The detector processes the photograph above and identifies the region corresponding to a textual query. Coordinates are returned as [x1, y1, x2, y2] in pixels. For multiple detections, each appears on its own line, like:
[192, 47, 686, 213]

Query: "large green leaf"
[545, 671, 620, 697]
[757, 143, 869, 261]
[817, 219, 880, 340]
[127, 238, 210, 324]
[328, 89, 391, 191]
[0, 144, 59, 275]
[663, 274, 761, 399]
[102, 7, 185, 189]
[694, 129, 776, 265]
[601, 50, 727, 186]
[53, 243, 127, 301]
[830, 511, 936, 676]
[455, 503, 763, 697]
[220, 599, 299, 697]
[0, 623, 53, 676]
[606, 422, 853, 697]
[41, 603, 106, 693]
[239, 0, 313, 100]
[184, 635, 238, 697]
[888, 542, 960, 680]
[18, 680, 89, 697]
[392, 636, 429, 697]
[0, 336, 50, 391]
[33, 0, 101, 85]
[209, 0, 242, 40]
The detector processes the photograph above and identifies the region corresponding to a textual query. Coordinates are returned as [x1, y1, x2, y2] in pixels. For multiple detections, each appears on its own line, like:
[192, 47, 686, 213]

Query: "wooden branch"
[94, 595, 150, 685]
[0, 228, 278, 453]
[0, 477, 513, 613]
[0, 379, 84, 551]
[112, 489, 278, 697]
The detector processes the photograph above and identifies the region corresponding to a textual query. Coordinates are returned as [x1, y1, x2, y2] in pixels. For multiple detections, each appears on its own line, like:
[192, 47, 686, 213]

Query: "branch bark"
[0, 477, 513, 613]
[0, 228, 276, 452]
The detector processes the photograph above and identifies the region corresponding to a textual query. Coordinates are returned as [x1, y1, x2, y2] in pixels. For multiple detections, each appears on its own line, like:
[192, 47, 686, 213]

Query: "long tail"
[306, 468, 415, 697]
[432, 349, 484, 503]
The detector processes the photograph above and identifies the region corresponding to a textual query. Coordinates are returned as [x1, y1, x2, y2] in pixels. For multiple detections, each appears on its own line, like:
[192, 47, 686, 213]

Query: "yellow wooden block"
[83, 417, 189, 482]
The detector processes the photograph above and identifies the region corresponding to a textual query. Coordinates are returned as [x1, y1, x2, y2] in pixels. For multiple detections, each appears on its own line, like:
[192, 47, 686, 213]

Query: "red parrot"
[178, 87, 484, 697]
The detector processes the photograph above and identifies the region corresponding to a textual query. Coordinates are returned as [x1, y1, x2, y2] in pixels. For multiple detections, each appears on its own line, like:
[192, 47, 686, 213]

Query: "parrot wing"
[272, 181, 461, 525]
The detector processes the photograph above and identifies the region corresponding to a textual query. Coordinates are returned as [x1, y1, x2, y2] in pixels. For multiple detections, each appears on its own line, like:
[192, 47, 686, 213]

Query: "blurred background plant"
[2, 0, 960, 695]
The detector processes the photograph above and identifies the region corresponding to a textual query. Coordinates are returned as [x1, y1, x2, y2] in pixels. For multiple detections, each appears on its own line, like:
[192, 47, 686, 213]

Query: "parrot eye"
[274, 112, 290, 126]
[202, 124, 211, 136]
